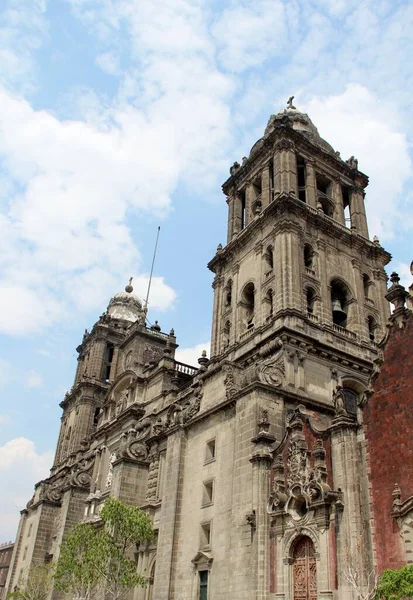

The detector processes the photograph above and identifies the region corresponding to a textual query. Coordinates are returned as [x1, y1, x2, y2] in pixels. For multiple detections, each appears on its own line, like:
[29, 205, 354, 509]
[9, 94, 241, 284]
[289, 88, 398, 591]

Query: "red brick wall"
[364, 312, 413, 572]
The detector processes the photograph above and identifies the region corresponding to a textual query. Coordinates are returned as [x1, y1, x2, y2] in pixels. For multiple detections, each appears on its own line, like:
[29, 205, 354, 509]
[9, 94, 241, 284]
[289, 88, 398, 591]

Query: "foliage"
[8, 563, 54, 600]
[377, 564, 413, 599]
[54, 497, 154, 600]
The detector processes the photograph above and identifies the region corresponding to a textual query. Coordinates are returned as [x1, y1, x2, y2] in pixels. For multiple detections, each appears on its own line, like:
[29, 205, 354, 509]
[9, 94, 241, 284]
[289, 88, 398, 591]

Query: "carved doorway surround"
[292, 536, 317, 600]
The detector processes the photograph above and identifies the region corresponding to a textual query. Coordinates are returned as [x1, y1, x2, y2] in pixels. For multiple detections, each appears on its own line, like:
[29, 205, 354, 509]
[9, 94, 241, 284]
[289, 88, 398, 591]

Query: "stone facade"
[5, 102, 412, 600]
[0, 542, 14, 600]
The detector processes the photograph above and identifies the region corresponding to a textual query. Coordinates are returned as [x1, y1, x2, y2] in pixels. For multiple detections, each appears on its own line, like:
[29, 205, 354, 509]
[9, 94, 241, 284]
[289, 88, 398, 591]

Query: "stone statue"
[287, 96, 296, 109]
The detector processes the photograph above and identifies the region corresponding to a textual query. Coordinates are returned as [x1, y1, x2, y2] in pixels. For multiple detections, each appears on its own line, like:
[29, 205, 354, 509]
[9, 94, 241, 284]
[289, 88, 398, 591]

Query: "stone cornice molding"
[208, 194, 390, 274]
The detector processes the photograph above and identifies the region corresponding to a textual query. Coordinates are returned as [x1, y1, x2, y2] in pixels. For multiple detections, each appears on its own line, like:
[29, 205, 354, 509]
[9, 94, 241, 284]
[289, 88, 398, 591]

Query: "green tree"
[377, 564, 413, 599]
[54, 497, 154, 600]
[8, 563, 54, 600]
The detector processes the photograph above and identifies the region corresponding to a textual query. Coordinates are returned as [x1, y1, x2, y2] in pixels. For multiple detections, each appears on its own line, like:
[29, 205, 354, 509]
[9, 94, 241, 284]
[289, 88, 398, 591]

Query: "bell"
[332, 298, 347, 322]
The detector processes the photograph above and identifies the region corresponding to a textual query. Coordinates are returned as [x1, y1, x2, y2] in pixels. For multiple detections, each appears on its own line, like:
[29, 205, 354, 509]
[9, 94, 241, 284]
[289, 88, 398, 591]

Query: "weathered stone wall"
[364, 312, 413, 572]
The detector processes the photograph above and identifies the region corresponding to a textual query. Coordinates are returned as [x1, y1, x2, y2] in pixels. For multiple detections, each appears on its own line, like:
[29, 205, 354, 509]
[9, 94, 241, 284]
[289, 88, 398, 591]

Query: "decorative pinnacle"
[125, 277, 133, 293]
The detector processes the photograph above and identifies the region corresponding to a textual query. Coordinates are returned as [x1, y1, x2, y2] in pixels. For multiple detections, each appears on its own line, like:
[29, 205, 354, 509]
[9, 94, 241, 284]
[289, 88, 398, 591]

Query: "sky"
[0, 0, 412, 541]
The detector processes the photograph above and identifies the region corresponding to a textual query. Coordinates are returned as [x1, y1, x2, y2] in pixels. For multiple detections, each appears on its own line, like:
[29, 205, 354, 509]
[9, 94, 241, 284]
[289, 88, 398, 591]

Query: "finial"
[287, 96, 296, 109]
[125, 277, 133, 293]
[390, 272, 400, 286]
[198, 349, 209, 370]
[373, 235, 380, 245]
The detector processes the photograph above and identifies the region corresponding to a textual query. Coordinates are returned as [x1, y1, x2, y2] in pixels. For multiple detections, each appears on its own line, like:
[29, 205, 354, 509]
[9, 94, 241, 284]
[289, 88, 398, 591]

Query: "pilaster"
[151, 428, 187, 600]
[305, 158, 317, 208]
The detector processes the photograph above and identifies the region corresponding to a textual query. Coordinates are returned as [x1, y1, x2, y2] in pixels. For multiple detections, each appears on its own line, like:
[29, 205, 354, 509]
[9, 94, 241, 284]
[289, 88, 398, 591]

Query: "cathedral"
[5, 101, 413, 600]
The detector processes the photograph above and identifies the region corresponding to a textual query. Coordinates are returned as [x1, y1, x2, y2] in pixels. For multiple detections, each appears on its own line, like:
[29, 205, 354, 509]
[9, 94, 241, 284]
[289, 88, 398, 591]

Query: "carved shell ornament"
[259, 352, 285, 387]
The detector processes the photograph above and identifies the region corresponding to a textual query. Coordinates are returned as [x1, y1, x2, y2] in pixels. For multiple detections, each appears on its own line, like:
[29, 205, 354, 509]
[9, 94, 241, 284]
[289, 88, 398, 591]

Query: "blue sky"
[0, 0, 412, 540]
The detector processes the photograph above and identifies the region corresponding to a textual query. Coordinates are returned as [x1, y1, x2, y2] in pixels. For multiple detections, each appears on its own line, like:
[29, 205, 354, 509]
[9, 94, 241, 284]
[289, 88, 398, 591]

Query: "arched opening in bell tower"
[330, 279, 350, 328]
[240, 282, 255, 331]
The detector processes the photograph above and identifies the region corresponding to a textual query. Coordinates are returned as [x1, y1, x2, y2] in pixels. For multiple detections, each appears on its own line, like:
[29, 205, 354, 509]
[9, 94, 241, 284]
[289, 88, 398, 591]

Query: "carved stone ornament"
[70, 457, 94, 488]
[268, 409, 342, 528]
[118, 426, 149, 462]
[224, 364, 238, 398]
[106, 453, 116, 488]
[259, 352, 285, 387]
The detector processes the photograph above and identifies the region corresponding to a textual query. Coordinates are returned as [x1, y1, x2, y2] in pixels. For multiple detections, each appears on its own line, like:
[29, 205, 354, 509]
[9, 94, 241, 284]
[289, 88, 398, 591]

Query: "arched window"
[264, 245, 274, 270]
[306, 287, 316, 315]
[304, 244, 314, 270]
[225, 280, 232, 307]
[367, 316, 376, 341]
[330, 279, 350, 327]
[241, 282, 255, 330]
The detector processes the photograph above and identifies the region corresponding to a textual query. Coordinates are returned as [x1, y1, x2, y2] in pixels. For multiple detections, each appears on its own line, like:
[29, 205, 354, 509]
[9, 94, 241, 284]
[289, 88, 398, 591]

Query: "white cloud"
[212, 0, 286, 72]
[0, 87, 181, 334]
[0, 437, 53, 539]
[175, 340, 210, 368]
[25, 370, 44, 389]
[95, 51, 120, 75]
[0, 0, 48, 92]
[304, 85, 412, 240]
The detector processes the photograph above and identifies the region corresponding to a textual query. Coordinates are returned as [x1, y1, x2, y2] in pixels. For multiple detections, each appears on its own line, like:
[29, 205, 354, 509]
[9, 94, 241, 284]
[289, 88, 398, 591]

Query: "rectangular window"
[199, 570, 208, 600]
[22, 547, 27, 561]
[200, 522, 211, 549]
[27, 523, 32, 537]
[202, 480, 214, 507]
[205, 439, 216, 464]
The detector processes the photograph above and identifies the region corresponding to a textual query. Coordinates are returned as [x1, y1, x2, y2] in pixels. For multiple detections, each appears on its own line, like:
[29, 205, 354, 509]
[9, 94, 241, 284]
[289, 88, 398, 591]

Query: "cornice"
[208, 194, 391, 273]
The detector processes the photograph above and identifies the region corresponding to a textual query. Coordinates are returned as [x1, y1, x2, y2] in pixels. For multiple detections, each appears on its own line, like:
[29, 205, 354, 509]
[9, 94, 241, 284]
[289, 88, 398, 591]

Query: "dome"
[107, 279, 143, 322]
[257, 99, 335, 155]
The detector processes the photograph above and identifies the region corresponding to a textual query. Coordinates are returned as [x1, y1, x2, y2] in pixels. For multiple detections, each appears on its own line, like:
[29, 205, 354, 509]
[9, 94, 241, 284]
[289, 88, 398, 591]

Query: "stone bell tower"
[208, 98, 391, 599]
[52, 282, 144, 472]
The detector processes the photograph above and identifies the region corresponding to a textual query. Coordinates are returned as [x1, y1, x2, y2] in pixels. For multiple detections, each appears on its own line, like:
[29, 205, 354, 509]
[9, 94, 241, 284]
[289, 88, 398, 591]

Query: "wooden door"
[293, 537, 317, 600]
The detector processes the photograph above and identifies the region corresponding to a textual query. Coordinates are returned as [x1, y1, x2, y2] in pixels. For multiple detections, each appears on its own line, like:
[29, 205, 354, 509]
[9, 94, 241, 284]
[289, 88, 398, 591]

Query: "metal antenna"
[144, 226, 161, 316]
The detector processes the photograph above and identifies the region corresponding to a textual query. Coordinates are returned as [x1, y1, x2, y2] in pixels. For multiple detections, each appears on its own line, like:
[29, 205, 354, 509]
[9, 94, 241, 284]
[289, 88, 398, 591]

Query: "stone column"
[330, 415, 367, 600]
[351, 259, 367, 336]
[250, 410, 276, 600]
[350, 186, 369, 238]
[210, 274, 223, 358]
[233, 192, 243, 236]
[273, 140, 297, 197]
[332, 178, 345, 225]
[261, 165, 271, 209]
[278, 224, 302, 311]
[226, 195, 234, 242]
[316, 239, 329, 322]
[72, 399, 94, 451]
[232, 263, 240, 344]
[373, 268, 390, 328]
[246, 182, 255, 225]
[305, 158, 317, 208]
[151, 429, 187, 600]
